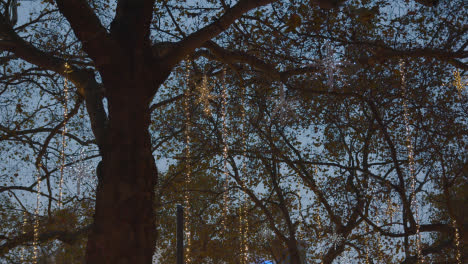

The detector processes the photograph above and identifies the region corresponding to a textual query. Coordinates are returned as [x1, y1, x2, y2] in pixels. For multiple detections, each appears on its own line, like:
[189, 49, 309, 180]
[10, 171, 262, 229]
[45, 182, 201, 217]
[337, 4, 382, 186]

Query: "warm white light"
[221, 69, 230, 240]
[453, 219, 462, 264]
[239, 84, 249, 264]
[400, 60, 423, 263]
[453, 70, 465, 99]
[20, 211, 27, 262]
[32, 165, 42, 264]
[183, 61, 192, 263]
[58, 63, 71, 208]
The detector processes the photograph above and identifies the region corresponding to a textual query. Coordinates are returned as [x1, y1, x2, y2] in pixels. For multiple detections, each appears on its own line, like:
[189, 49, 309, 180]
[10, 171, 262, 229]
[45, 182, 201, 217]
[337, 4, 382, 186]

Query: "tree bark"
[85, 75, 159, 263]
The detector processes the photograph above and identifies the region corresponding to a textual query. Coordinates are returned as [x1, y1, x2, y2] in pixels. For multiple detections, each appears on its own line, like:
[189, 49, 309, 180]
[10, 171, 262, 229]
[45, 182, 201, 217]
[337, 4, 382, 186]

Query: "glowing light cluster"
[453, 70, 466, 98]
[452, 219, 462, 264]
[58, 62, 72, 208]
[183, 61, 192, 263]
[239, 84, 249, 264]
[295, 174, 304, 241]
[364, 222, 370, 264]
[196, 75, 214, 116]
[20, 211, 27, 262]
[32, 164, 42, 264]
[221, 69, 230, 238]
[399, 60, 423, 263]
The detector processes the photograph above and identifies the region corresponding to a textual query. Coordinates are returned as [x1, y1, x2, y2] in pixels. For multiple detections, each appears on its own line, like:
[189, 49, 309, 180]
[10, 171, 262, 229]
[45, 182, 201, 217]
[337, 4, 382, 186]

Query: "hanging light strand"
[313, 165, 324, 264]
[20, 211, 27, 262]
[296, 173, 303, 241]
[58, 63, 71, 208]
[400, 60, 423, 263]
[453, 70, 466, 99]
[314, 165, 322, 238]
[32, 164, 42, 264]
[238, 83, 249, 264]
[183, 61, 192, 263]
[375, 218, 385, 262]
[364, 222, 370, 264]
[221, 68, 230, 239]
[452, 218, 462, 264]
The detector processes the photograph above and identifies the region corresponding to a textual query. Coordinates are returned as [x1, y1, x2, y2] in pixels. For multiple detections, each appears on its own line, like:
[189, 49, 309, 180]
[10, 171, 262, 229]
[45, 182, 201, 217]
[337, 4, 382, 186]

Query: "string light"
[452, 219, 462, 264]
[183, 60, 192, 263]
[375, 218, 384, 262]
[32, 164, 42, 264]
[313, 165, 325, 264]
[385, 191, 397, 221]
[314, 165, 322, 238]
[196, 75, 214, 116]
[364, 222, 370, 264]
[399, 60, 423, 263]
[296, 174, 304, 241]
[453, 70, 466, 99]
[20, 211, 27, 262]
[239, 82, 249, 264]
[58, 62, 71, 208]
[221, 68, 230, 243]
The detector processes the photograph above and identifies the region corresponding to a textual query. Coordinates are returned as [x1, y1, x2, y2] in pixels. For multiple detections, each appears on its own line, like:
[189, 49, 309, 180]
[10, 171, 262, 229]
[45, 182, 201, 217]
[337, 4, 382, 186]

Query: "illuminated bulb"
[183, 61, 192, 263]
[58, 62, 71, 208]
[364, 223, 370, 264]
[221, 68, 230, 241]
[452, 219, 462, 264]
[196, 75, 214, 116]
[453, 70, 466, 99]
[399, 60, 423, 263]
[20, 211, 27, 262]
[375, 218, 384, 262]
[32, 164, 42, 264]
[296, 175, 304, 240]
[239, 84, 249, 264]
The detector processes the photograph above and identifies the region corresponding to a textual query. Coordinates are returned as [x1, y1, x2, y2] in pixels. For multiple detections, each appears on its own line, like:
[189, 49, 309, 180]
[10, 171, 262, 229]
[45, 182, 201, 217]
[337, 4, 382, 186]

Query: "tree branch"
[111, 0, 156, 47]
[0, 224, 92, 256]
[161, 0, 276, 68]
[55, 0, 115, 68]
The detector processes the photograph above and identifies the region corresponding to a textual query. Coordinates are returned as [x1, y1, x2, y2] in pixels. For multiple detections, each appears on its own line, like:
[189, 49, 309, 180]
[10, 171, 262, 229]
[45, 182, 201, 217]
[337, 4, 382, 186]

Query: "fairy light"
[221, 68, 230, 240]
[20, 211, 27, 262]
[452, 219, 462, 264]
[32, 164, 42, 264]
[385, 191, 397, 221]
[375, 218, 385, 262]
[399, 60, 423, 263]
[239, 83, 249, 264]
[58, 62, 71, 208]
[183, 61, 192, 263]
[196, 75, 214, 116]
[296, 174, 304, 241]
[313, 165, 322, 237]
[453, 70, 465, 99]
[364, 222, 370, 264]
[313, 165, 324, 264]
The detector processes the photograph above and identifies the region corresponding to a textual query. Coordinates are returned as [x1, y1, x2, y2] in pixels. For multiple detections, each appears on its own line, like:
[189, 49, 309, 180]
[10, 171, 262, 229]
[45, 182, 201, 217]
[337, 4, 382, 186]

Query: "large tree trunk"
[85, 74, 159, 263]
[286, 240, 302, 264]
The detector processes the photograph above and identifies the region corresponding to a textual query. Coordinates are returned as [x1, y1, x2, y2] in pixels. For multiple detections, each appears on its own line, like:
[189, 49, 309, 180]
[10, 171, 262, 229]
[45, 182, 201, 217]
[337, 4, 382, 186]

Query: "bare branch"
[0, 224, 91, 256]
[161, 0, 276, 67]
[55, 0, 115, 67]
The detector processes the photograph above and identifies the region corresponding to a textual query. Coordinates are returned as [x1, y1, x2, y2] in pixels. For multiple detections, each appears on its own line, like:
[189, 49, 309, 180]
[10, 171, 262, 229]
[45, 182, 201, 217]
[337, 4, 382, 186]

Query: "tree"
[0, 0, 466, 263]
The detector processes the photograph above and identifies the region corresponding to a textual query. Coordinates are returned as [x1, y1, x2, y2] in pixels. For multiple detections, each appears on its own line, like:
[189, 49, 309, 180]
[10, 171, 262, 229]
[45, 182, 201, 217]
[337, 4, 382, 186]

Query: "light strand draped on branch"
[183, 60, 192, 264]
[221, 68, 230, 245]
[399, 60, 424, 263]
[58, 62, 71, 209]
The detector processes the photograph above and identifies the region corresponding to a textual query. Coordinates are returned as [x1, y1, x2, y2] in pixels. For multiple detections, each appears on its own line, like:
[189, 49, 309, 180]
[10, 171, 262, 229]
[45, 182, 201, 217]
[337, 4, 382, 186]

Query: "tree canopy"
[0, 0, 466, 263]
